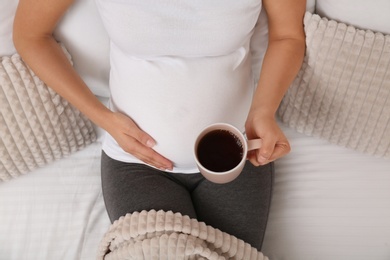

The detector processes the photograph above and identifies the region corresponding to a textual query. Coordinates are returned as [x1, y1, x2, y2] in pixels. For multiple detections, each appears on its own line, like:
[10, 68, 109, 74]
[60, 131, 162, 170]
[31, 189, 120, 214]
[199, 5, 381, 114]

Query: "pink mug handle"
[247, 138, 262, 151]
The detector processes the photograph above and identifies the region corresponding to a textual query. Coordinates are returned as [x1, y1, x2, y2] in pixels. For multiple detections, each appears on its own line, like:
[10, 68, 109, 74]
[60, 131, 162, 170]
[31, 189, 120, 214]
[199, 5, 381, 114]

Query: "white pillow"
[306, 0, 316, 13]
[0, 0, 18, 56]
[250, 0, 316, 83]
[278, 12, 390, 159]
[54, 0, 110, 98]
[0, 48, 97, 181]
[316, 0, 390, 34]
[0, 0, 110, 97]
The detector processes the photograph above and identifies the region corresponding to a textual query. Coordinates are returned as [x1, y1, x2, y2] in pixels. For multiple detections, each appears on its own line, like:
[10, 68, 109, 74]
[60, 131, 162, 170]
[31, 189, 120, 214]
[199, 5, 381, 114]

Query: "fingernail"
[146, 139, 155, 147]
[159, 166, 173, 171]
[258, 155, 268, 163]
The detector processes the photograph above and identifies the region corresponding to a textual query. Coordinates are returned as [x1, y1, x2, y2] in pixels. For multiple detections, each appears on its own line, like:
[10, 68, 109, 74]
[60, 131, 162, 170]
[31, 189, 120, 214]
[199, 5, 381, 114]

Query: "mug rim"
[194, 122, 248, 175]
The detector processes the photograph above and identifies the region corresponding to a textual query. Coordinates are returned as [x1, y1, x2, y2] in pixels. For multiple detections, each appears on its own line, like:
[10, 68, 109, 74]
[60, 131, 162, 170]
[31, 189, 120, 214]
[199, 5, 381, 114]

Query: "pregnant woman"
[13, 0, 306, 250]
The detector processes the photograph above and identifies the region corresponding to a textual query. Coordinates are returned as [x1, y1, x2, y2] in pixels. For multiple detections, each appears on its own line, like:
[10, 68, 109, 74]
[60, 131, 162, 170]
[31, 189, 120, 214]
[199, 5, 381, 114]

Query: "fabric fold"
[97, 209, 269, 260]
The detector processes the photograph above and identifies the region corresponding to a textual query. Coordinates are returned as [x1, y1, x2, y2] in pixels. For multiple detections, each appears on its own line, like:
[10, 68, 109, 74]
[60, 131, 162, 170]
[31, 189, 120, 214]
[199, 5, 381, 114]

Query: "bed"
[1, 0, 389, 259]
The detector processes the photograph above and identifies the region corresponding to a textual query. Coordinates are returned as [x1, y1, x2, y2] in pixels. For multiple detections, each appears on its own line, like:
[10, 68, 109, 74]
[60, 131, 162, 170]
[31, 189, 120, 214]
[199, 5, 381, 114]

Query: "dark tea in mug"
[196, 129, 243, 172]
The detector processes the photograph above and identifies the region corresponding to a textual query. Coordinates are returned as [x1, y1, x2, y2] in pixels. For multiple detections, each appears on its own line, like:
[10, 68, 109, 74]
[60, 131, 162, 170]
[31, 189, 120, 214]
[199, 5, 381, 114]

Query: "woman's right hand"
[105, 112, 174, 171]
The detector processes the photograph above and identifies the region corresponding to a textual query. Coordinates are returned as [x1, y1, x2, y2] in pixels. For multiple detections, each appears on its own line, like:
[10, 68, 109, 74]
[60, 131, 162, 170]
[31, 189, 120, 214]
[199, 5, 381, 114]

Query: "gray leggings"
[101, 151, 274, 250]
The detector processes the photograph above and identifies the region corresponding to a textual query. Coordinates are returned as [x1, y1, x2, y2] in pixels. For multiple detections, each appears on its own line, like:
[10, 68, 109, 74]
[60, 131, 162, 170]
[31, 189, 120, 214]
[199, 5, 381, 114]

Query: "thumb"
[256, 137, 275, 165]
[268, 140, 291, 162]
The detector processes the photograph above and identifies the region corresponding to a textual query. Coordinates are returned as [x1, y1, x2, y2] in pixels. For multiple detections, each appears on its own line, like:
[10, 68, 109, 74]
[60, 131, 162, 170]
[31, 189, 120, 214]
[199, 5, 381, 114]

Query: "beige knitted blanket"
[97, 210, 269, 260]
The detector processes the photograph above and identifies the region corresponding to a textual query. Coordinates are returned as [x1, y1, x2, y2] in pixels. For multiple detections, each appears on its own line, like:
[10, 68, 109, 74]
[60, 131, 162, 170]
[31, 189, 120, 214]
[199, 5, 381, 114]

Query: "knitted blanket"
[97, 210, 269, 260]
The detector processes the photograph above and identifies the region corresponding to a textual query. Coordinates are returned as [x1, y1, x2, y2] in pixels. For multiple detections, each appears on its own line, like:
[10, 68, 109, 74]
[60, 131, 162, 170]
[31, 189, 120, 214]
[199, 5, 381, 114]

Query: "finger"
[256, 137, 276, 165]
[247, 150, 260, 167]
[268, 141, 291, 162]
[143, 151, 173, 171]
[131, 141, 174, 170]
[128, 124, 157, 148]
[120, 135, 173, 170]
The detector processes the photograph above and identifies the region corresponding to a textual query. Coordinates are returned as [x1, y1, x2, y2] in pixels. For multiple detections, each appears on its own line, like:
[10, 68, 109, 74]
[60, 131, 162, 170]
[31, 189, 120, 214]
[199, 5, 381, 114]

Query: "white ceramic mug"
[194, 123, 262, 184]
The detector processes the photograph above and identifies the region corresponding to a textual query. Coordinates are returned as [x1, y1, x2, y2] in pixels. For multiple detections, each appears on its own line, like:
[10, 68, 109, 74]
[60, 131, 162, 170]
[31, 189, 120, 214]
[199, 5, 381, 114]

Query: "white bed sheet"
[0, 120, 389, 260]
[262, 122, 390, 260]
[0, 129, 110, 260]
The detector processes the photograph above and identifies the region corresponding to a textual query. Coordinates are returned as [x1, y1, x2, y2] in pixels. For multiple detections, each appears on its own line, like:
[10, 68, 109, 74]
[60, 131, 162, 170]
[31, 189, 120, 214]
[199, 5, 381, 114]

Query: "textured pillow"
[278, 12, 390, 159]
[0, 47, 97, 181]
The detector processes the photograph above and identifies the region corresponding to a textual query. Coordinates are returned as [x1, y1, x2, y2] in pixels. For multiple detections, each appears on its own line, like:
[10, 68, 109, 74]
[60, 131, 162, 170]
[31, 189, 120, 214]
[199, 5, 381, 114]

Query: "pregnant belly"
[108, 49, 254, 170]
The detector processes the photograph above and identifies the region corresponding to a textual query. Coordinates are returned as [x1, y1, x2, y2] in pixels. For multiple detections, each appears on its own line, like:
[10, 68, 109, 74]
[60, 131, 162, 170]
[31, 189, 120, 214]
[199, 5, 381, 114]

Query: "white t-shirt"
[95, 0, 262, 173]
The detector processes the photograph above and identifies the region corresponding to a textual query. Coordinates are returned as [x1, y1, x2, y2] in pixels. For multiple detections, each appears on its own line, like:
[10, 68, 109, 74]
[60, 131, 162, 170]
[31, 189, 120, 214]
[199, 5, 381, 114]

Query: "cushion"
[0, 47, 97, 181]
[0, 0, 18, 56]
[54, 0, 111, 98]
[306, 0, 316, 13]
[316, 0, 390, 35]
[250, 1, 316, 83]
[278, 12, 390, 159]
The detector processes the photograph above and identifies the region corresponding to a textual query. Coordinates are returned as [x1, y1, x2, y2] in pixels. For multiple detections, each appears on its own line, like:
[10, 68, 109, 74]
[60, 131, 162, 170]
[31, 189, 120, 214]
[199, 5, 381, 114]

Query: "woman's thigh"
[191, 161, 274, 250]
[100, 151, 197, 222]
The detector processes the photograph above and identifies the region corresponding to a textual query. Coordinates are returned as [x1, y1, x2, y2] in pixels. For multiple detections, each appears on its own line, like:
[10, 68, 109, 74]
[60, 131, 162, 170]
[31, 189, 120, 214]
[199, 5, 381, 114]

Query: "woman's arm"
[13, 0, 173, 170]
[13, 0, 111, 128]
[246, 0, 306, 165]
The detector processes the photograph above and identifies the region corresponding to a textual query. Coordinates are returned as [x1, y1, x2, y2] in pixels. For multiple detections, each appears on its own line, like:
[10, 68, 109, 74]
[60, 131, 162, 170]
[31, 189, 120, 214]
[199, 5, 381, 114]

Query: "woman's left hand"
[245, 110, 291, 166]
